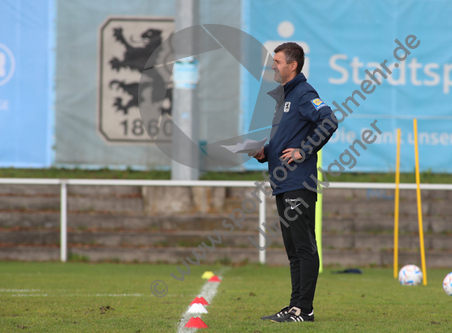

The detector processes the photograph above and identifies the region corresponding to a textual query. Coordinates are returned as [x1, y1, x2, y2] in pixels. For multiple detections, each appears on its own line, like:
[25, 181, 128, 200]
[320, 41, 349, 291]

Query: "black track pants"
[275, 188, 319, 313]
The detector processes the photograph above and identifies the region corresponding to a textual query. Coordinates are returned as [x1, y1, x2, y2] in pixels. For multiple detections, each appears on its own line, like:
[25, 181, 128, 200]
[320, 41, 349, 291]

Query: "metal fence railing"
[1, 178, 451, 264]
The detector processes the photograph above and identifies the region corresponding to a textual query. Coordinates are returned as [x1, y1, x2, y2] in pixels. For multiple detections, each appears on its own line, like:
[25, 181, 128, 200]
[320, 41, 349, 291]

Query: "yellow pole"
[316, 149, 323, 273]
[393, 129, 401, 279]
[413, 119, 427, 285]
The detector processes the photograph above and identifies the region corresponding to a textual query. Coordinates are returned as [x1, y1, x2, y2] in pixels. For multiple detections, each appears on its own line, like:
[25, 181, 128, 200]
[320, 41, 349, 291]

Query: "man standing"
[250, 42, 338, 323]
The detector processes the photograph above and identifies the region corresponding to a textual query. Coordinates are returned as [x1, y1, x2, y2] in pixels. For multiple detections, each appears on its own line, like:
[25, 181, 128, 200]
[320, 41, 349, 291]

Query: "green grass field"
[1, 262, 451, 332]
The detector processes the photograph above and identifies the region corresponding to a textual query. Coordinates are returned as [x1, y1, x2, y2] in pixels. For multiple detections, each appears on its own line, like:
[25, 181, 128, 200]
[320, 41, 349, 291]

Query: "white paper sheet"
[220, 137, 267, 154]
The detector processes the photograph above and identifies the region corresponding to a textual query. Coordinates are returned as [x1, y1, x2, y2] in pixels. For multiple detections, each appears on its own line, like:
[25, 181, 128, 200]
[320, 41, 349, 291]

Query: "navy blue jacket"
[259, 73, 338, 195]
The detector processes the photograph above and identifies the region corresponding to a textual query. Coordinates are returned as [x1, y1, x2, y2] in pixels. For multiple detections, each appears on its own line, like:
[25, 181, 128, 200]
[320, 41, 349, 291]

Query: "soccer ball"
[398, 265, 423, 286]
[443, 272, 452, 296]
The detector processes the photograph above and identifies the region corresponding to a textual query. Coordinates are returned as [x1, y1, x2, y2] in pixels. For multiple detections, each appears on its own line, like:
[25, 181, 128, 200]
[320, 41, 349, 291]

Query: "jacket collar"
[267, 72, 307, 103]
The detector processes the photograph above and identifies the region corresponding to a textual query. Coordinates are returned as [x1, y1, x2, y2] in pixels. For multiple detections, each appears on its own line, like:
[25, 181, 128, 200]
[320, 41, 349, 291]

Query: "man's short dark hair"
[274, 42, 305, 74]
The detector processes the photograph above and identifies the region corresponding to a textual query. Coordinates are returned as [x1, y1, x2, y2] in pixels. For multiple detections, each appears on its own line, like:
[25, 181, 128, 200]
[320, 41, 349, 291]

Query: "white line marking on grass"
[176, 268, 229, 333]
[0, 289, 41, 292]
[8, 293, 145, 297]
[94, 293, 143, 297]
[6, 293, 189, 297]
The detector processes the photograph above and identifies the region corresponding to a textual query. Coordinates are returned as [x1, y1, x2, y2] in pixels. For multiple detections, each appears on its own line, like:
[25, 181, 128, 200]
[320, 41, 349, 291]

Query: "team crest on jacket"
[311, 98, 327, 111]
[284, 102, 291, 112]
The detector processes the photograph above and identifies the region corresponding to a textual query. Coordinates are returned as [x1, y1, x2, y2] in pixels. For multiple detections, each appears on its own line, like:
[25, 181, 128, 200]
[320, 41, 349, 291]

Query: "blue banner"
[0, 0, 54, 167]
[243, 0, 452, 173]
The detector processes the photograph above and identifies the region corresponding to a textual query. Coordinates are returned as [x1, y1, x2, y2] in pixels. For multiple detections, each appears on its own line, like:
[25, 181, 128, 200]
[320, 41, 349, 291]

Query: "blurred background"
[1, 0, 451, 174]
[0, 0, 451, 267]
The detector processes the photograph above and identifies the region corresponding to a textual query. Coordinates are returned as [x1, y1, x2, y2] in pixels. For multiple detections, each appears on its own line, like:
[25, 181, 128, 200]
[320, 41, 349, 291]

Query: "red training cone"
[190, 296, 209, 306]
[208, 275, 221, 282]
[199, 296, 209, 305]
[185, 317, 208, 328]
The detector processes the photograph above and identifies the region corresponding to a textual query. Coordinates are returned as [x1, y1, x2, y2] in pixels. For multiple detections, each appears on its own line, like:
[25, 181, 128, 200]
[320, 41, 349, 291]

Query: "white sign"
[98, 17, 174, 143]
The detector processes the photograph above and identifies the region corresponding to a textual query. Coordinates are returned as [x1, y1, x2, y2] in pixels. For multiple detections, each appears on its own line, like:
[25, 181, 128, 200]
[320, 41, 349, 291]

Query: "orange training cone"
[198, 296, 209, 305]
[185, 317, 208, 328]
[208, 275, 221, 282]
[190, 297, 209, 306]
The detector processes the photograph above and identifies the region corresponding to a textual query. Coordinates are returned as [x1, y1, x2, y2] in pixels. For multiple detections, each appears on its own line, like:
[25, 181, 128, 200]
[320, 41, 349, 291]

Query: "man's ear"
[291, 61, 298, 73]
